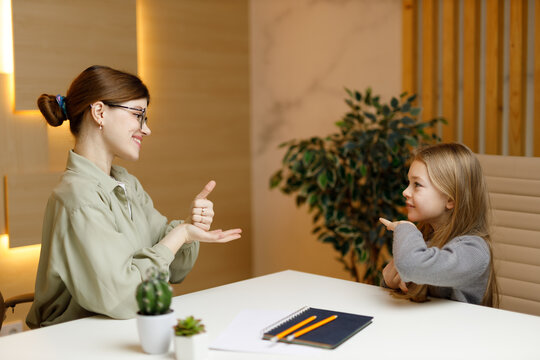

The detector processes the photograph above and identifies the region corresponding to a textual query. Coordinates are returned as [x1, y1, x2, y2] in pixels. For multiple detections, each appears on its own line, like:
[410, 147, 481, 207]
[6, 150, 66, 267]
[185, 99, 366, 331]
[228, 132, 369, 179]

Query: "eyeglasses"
[105, 103, 148, 129]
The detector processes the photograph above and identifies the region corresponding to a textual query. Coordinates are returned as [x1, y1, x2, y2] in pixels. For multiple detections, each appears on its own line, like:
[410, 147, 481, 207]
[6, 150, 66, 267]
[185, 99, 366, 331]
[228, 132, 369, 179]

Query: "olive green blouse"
[27, 151, 199, 328]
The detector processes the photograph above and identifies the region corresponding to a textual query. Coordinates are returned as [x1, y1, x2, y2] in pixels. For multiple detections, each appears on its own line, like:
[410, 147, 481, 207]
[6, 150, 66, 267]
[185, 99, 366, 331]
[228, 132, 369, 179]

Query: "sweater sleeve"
[52, 202, 175, 319]
[392, 223, 490, 287]
[132, 178, 200, 282]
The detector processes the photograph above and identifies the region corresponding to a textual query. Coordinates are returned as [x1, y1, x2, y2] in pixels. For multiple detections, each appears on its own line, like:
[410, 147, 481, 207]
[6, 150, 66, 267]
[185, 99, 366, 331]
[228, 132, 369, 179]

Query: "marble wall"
[250, 0, 402, 280]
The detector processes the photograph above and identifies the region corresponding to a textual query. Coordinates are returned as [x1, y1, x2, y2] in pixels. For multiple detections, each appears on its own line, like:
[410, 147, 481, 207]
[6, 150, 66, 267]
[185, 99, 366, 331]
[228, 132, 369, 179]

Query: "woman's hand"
[160, 180, 242, 253]
[161, 222, 242, 254]
[382, 259, 408, 293]
[186, 181, 217, 231]
[379, 217, 415, 231]
[185, 225, 242, 244]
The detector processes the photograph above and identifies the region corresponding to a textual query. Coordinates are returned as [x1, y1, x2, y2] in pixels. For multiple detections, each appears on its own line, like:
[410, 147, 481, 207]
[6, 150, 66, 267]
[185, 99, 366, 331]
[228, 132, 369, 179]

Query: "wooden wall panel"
[12, 0, 137, 110]
[6, 172, 62, 247]
[535, 0, 540, 157]
[405, 0, 539, 156]
[0, 74, 48, 236]
[485, 0, 504, 155]
[508, 0, 528, 156]
[402, 0, 417, 96]
[129, 0, 251, 294]
[421, 0, 438, 126]
[462, 0, 480, 152]
[441, 0, 458, 142]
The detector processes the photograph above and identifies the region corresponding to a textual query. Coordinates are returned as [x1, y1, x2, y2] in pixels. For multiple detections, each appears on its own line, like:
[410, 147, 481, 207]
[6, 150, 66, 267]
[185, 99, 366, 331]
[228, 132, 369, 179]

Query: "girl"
[27, 65, 242, 328]
[379, 143, 498, 306]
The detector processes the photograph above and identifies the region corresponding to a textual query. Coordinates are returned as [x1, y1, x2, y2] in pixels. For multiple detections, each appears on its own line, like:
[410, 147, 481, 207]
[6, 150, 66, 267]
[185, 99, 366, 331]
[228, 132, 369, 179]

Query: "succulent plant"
[136, 267, 173, 315]
[174, 316, 206, 337]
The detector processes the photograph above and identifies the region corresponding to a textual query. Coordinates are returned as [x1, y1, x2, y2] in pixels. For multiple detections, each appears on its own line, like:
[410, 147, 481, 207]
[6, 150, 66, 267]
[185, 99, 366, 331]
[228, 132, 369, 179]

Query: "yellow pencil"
[286, 315, 338, 341]
[270, 315, 317, 342]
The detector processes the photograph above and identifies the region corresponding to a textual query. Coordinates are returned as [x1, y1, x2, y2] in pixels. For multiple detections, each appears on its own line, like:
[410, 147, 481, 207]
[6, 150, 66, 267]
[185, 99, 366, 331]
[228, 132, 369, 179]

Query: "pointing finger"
[379, 217, 392, 229]
[195, 180, 216, 200]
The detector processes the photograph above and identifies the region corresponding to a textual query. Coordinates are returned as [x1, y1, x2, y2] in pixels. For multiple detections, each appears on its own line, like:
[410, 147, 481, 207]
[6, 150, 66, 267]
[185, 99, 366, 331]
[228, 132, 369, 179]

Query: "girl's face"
[402, 160, 453, 227]
[102, 98, 150, 161]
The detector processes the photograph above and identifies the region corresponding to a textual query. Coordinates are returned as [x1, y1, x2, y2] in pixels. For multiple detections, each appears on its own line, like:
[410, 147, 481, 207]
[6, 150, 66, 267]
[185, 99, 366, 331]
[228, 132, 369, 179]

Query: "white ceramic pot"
[174, 332, 209, 360]
[136, 309, 176, 354]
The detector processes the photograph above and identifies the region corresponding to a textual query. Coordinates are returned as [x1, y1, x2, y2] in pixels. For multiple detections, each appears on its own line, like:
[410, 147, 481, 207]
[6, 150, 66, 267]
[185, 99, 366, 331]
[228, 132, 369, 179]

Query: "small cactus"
[174, 316, 206, 337]
[136, 267, 173, 315]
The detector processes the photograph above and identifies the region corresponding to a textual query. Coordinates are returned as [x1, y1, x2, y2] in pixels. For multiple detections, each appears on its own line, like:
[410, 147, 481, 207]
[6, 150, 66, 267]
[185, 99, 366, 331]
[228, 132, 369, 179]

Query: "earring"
[99, 123, 103, 130]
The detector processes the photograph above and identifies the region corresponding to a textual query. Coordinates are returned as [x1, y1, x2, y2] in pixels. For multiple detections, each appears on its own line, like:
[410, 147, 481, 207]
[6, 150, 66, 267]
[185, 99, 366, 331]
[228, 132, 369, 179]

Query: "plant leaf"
[317, 172, 328, 190]
[410, 107, 421, 116]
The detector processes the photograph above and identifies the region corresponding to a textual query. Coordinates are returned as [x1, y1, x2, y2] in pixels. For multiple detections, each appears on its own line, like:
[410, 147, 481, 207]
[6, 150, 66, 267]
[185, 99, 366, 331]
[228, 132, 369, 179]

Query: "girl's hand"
[379, 217, 415, 231]
[382, 259, 408, 293]
[186, 181, 216, 231]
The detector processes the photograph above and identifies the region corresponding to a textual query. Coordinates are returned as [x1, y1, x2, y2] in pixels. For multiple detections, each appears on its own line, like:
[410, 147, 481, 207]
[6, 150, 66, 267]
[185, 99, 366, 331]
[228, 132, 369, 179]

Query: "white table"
[1, 270, 539, 359]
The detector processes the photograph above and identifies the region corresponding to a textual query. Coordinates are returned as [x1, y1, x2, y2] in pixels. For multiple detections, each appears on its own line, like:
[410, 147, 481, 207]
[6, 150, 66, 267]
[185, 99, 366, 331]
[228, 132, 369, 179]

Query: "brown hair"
[396, 143, 499, 307]
[37, 65, 150, 136]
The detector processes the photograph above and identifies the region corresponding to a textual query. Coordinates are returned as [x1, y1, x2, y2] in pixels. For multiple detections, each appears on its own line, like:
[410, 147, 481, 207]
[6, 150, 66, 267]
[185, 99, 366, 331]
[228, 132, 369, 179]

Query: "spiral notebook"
[262, 306, 373, 349]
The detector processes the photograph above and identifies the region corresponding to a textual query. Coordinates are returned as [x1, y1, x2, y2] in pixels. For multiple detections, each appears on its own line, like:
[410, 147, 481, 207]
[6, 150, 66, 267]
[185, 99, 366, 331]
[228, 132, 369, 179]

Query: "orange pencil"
[286, 315, 338, 341]
[270, 315, 317, 342]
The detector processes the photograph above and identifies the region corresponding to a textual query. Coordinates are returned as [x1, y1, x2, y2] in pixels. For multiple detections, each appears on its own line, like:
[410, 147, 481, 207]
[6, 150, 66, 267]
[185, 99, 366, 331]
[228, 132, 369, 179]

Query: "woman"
[27, 65, 242, 328]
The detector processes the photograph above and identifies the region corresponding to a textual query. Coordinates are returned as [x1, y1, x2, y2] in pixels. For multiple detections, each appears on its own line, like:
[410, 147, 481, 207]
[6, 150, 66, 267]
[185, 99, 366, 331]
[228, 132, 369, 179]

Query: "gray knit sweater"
[393, 223, 490, 305]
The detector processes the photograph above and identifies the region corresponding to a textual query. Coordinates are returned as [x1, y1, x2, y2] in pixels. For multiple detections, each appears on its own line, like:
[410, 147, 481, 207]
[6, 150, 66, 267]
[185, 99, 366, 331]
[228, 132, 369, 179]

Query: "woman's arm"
[51, 202, 175, 319]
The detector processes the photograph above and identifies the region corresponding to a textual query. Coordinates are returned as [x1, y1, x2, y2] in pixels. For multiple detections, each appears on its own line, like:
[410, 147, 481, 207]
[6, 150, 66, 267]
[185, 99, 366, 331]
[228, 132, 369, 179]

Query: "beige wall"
[129, 0, 251, 295]
[250, 0, 402, 280]
[1, 0, 250, 329]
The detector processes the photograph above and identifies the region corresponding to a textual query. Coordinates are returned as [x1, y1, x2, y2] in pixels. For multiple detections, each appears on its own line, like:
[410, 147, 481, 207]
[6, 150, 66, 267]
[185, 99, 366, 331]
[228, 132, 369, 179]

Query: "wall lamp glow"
[0, 0, 13, 75]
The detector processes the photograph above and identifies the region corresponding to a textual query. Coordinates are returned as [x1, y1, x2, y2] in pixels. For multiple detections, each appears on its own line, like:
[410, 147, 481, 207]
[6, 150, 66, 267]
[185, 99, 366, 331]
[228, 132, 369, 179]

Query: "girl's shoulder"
[447, 234, 490, 254]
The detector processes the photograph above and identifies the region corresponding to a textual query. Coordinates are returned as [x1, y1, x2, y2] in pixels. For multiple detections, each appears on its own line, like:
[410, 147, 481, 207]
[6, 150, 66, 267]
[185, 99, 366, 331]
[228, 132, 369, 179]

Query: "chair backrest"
[0, 291, 5, 332]
[0, 291, 34, 332]
[476, 154, 540, 316]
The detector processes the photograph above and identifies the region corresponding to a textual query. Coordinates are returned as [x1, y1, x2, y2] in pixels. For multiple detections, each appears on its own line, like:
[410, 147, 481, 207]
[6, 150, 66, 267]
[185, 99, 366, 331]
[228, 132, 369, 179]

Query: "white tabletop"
[1, 270, 539, 359]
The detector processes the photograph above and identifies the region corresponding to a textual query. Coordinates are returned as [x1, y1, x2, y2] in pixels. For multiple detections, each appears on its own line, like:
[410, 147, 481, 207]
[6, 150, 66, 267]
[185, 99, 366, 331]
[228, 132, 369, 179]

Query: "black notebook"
[261, 306, 373, 349]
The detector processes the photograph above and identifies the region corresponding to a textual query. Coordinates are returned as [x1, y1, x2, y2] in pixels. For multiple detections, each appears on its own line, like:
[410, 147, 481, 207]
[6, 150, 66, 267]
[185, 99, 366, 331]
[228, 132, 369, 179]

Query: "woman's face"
[402, 160, 453, 227]
[102, 98, 150, 161]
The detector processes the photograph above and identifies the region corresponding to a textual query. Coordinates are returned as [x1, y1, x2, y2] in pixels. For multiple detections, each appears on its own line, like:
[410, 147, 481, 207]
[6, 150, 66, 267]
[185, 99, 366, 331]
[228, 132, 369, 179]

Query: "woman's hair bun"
[37, 94, 67, 127]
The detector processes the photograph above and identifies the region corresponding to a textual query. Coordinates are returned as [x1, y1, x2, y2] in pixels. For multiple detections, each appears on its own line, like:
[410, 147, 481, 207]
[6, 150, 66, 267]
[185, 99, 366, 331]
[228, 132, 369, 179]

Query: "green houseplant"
[135, 267, 176, 354]
[270, 88, 444, 285]
[174, 316, 208, 360]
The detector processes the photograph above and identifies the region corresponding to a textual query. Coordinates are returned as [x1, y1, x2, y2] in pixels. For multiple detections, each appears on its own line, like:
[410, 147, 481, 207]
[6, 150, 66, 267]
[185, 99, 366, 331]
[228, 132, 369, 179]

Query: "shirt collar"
[66, 150, 126, 193]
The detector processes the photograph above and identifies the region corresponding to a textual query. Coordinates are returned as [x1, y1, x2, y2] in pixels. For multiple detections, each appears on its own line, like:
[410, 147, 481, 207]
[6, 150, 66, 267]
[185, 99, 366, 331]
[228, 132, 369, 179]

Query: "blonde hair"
[396, 143, 499, 307]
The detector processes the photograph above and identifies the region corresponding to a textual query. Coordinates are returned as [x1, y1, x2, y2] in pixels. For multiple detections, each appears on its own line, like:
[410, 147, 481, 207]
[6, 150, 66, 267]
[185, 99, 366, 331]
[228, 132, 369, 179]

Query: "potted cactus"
[173, 316, 208, 360]
[135, 267, 176, 354]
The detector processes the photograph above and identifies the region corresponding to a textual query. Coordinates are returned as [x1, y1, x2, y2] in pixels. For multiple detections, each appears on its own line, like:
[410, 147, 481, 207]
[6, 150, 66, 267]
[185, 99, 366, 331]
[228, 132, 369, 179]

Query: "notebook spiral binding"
[260, 306, 311, 336]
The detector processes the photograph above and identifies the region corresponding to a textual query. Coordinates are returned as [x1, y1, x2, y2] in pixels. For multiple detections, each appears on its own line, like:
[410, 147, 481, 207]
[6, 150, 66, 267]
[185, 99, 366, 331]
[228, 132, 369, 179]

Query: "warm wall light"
[0, 0, 39, 114]
[0, 0, 13, 74]
[135, 0, 144, 78]
[0, 234, 40, 258]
